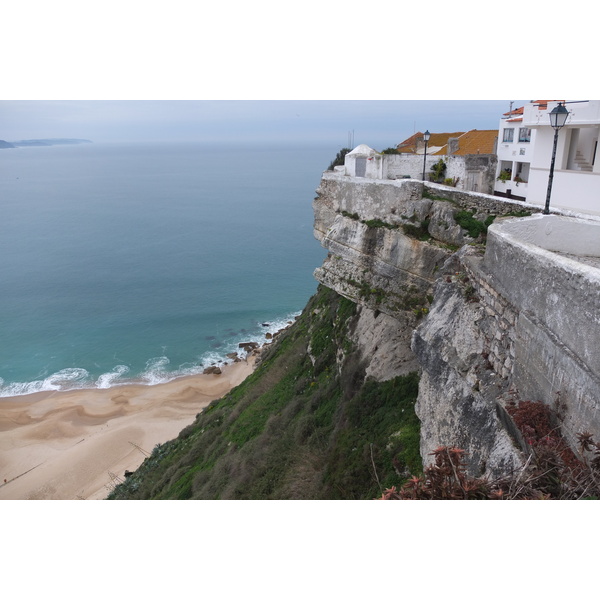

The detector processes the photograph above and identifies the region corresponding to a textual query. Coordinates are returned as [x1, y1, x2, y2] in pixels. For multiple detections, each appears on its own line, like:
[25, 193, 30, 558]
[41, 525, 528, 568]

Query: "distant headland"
[0, 138, 92, 148]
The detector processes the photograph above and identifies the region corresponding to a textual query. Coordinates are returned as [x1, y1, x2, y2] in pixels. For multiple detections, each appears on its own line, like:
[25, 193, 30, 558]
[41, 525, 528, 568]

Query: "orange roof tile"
[432, 129, 498, 156]
[532, 100, 565, 110]
[396, 131, 465, 153]
[503, 106, 524, 116]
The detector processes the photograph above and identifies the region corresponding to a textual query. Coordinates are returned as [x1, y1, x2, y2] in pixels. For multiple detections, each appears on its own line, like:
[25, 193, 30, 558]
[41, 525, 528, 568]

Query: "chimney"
[447, 138, 459, 155]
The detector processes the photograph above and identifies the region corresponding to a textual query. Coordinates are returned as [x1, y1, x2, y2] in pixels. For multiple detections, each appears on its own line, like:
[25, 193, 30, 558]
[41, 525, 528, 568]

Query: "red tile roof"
[396, 131, 465, 154]
[432, 129, 498, 156]
[503, 106, 524, 116]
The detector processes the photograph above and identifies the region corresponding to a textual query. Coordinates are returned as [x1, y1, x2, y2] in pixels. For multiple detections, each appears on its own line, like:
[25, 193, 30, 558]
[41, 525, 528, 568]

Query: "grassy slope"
[108, 285, 421, 500]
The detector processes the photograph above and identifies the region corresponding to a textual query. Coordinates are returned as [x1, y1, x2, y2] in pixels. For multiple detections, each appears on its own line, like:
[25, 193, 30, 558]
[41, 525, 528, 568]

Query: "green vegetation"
[402, 219, 431, 241]
[454, 209, 495, 239]
[327, 148, 352, 171]
[363, 218, 398, 230]
[496, 169, 511, 183]
[108, 285, 422, 500]
[382, 400, 600, 500]
[380, 147, 400, 154]
[505, 209, 532, 218]
[429, 159, 447, 183]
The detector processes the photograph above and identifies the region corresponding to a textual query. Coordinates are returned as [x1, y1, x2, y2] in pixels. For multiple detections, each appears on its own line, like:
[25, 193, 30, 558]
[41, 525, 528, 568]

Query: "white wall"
[528, 167, 600, 215]
[344, 150, 496, 193]
[525, 105, 600, 215]
[494, 116, 536, 200]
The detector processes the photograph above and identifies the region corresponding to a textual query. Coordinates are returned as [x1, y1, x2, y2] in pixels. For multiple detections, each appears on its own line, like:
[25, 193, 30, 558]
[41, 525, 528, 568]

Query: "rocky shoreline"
[201, 319, 296, 375]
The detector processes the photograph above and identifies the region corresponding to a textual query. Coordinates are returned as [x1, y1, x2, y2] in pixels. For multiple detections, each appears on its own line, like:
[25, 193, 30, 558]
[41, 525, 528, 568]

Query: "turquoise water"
[0, 142, 331, 396]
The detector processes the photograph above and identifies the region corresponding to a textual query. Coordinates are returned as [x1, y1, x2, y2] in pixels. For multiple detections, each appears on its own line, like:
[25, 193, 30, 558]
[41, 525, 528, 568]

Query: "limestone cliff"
[311, 171, 600, 478]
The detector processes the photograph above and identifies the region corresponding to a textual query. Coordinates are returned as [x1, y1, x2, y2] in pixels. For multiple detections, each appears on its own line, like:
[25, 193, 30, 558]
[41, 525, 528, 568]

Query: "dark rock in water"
[262, 323, 270, 327]
[265, 332, 273, 339]
[226, 352, 239, 359]
[205, 335, 216, 341]
[203, 366, 222, 375]
[239, 341, 259, 350]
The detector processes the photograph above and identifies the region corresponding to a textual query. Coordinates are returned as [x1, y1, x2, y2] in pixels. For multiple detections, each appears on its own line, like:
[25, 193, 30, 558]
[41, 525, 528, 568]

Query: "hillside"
[108, 285, 421, 499]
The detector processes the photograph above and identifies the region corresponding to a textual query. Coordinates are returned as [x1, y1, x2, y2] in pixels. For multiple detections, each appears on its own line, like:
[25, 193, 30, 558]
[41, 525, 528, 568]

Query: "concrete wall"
[483, 214, 600, 448]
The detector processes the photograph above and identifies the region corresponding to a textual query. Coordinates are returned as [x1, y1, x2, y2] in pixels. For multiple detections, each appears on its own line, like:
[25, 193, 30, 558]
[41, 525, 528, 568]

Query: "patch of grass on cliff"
[454, 210, 495, 239]
[322, 372, 420, 498]
[402, 219, 431, 241]
[107, 285, 422, 500]
[362, 218, 398, 230]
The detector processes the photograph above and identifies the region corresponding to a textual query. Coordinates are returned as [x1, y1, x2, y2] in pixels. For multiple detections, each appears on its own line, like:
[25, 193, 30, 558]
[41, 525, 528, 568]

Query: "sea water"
[0, 141, 333, 396]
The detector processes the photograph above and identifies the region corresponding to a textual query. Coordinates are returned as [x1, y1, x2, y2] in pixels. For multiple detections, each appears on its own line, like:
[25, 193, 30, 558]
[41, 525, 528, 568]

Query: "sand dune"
[0, 359, 255, 500]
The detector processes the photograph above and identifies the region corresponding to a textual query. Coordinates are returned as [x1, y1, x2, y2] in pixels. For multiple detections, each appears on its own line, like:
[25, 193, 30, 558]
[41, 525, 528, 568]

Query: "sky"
[0, 99, 529, 148]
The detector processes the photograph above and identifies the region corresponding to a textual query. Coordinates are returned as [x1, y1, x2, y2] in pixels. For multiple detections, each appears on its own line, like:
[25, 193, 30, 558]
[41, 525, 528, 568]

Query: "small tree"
[429, 159, 447, 183]
[327, 148, 351, 171]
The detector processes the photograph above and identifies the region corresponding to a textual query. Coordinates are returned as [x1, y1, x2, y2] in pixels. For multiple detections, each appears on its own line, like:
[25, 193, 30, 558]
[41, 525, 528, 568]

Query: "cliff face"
[313, 171, 600, 480]
[312, 174, 459, 382]
[108, 285, 423, 500]
[312, 172, 551, 477]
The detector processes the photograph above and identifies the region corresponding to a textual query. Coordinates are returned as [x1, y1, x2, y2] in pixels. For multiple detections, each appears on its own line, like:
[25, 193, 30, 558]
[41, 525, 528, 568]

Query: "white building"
[494, 100, 600, 215]
[522, 100, 600, 216]
[494, 105, 536, 201]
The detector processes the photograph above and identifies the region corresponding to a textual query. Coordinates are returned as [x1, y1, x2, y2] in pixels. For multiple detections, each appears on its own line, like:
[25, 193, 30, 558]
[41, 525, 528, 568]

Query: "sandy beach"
[0, 358, 256, 500]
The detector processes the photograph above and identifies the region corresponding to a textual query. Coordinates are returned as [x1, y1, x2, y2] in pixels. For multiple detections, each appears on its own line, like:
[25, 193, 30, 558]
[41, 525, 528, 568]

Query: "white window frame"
[518, 128, 531, 143]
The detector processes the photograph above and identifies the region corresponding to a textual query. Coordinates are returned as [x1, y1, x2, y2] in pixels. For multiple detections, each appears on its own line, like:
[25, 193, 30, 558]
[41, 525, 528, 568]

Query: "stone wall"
[483, 215, 600, 451]
[410, 247, 525, 477]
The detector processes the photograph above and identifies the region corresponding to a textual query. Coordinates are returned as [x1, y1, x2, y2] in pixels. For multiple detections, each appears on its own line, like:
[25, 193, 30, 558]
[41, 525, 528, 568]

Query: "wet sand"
[0, 358, 255, 500]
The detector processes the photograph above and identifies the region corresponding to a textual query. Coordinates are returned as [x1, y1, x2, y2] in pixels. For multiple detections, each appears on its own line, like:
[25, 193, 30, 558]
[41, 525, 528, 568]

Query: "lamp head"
[549, 103, 569, 130]
[423, 130, 431, 142]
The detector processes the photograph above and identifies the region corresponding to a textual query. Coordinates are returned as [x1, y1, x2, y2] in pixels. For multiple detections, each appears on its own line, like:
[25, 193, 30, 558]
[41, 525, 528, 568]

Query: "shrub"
[379, 399, 600, 500]
[327, 148, 351, 171]
[454, 210, 495, 239]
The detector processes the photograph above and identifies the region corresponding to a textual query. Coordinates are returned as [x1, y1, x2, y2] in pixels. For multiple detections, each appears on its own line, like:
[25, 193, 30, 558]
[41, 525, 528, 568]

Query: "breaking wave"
[0, 312, 300, 398]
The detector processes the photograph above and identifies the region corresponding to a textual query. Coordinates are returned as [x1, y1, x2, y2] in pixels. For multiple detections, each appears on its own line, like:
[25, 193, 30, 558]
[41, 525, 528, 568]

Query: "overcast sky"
[0, 100, 529, 149]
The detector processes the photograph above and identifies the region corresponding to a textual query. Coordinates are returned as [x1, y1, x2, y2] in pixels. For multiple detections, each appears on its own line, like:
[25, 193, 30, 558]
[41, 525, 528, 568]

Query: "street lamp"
[544, 103, 569, 214]
[422, 130, 431, 181]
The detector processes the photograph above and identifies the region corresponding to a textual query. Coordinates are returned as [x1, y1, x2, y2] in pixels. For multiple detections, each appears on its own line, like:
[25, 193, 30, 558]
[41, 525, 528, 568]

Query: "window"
[519, 128, 531, 143]
[503, 128, 514, 142]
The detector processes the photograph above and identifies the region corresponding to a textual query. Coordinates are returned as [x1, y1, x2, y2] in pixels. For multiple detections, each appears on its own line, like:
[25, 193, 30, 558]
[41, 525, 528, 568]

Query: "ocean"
[0, 141, 333, 396]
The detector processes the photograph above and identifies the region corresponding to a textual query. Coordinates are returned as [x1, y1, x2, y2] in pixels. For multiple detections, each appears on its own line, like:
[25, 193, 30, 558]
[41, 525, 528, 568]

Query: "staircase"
[572, 151, 594, 172]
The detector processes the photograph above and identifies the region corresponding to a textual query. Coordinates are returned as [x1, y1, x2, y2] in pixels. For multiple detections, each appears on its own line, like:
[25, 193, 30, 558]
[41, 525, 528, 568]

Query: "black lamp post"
[544, 103, 569, 214]
[422, 130, 431, 181]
